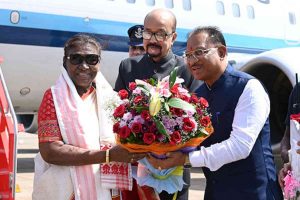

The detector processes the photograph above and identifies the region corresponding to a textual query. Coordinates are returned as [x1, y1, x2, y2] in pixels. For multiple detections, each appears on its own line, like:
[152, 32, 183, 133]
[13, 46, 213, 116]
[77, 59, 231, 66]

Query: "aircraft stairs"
[0, 56, 18, 200]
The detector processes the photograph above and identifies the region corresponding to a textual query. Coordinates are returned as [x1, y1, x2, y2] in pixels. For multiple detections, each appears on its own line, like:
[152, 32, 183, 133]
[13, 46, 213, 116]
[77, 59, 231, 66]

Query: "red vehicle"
[0, 56, 18, 200]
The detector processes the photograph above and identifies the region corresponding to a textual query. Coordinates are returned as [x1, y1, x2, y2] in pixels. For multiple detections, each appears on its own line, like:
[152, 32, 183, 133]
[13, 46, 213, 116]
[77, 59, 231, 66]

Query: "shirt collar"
[205, 64, 233, 90]
[146, 51, 174, 67]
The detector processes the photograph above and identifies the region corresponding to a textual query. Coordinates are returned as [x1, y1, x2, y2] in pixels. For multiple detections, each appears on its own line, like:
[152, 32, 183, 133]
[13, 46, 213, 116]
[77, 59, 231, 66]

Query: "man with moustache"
[115, 8, 199, 200]
[114, 9, 199, 93]
[147, 26, 283, 200]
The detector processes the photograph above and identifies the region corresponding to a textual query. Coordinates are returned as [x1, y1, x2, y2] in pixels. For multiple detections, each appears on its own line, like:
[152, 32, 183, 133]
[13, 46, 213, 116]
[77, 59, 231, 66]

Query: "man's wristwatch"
[184, 153, 192, 168]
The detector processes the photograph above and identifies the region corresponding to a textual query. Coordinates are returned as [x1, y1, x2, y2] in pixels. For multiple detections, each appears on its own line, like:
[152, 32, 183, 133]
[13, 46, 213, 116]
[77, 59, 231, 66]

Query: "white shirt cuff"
[189, 150, 204, 167]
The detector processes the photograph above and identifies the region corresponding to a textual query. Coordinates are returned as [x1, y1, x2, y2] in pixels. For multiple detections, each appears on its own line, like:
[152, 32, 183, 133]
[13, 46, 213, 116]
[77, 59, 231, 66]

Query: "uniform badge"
[134, 27, 143, 39]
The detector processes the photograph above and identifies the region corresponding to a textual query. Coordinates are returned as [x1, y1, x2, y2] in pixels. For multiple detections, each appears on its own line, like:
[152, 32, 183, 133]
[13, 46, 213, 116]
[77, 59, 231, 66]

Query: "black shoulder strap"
[293, 73, 300, 113]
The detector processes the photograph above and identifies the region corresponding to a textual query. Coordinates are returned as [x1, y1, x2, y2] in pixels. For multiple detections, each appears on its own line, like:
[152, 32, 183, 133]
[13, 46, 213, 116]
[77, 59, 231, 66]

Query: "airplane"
[0, 0, 300, 152]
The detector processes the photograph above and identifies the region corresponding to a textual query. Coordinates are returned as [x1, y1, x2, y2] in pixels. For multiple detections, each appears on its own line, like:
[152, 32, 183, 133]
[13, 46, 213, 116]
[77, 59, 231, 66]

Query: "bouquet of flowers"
[283, 113, 300, 200]
[111, 68, 213, 194]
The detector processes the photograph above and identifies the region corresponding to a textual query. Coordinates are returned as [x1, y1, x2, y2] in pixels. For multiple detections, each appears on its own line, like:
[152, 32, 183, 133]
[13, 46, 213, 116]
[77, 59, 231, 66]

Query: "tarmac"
[15, 132, 206, 200]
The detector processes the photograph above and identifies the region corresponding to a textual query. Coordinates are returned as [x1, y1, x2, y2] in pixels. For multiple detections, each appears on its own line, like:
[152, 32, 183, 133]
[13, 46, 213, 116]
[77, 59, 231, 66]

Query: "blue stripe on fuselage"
[0, 25, 264, 55]
[1, 9, 299, 55]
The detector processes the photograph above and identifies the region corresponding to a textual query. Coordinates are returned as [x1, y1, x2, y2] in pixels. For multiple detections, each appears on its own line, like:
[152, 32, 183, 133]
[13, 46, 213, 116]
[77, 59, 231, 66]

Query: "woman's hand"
[278, 162, 291, 188]
[146, 151, 186, 170]
[110, 145, 147, 163]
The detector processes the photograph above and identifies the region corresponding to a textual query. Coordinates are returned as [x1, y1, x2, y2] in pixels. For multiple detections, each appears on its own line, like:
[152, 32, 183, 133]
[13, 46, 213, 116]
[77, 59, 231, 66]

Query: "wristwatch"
[184, 153, 192, 168]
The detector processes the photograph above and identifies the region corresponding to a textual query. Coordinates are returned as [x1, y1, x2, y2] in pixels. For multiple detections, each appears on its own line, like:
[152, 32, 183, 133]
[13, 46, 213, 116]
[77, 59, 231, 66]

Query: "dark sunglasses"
[67, 54, 100, 66]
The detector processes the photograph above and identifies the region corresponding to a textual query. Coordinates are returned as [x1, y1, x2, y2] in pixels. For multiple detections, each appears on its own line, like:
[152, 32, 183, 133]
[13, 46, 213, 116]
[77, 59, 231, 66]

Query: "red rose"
[119, 126, 131, 139]
[129, 82, 137, 91]
[131, 122, 142, 133]
[141, 110, 151, 120]
[170, 107, 184, 117]
[118, 89, 128, 99]
[180, 94, 190, 102]
[133, 96, 143, 104]
[196, 108, 203, 115]
[113, 104, 126, 118]
[143, 132, 156, 144]
[170, 131, 182, 145]
[190, 94, 198, 104]
[113, 122, 120, 133]
[199, 97, 209, 108]
[170, 83, 179, 94]
[149, 124, 157, 133]
[182, 117, 195, 132]
[200, 116, 211, 127]
[141, 125, 149, 133]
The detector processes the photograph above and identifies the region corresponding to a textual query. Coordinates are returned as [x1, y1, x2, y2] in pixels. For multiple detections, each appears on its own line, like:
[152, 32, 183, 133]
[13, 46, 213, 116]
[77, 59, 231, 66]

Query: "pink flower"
[283, 170, 300, 199]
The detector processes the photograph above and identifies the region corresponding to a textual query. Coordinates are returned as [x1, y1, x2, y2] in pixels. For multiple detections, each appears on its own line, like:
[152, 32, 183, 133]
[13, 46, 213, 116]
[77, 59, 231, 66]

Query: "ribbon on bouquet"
[135, 158, 185, 195]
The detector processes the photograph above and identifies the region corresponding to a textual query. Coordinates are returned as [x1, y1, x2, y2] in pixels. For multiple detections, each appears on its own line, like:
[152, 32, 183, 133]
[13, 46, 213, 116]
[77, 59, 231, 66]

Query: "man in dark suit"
[115, 9, 200, 93]
[115, 8, 200, 200]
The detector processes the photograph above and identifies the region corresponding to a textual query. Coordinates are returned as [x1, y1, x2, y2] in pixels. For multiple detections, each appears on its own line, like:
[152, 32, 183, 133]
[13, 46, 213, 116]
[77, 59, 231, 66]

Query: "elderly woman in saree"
[32, 34, 146, 200]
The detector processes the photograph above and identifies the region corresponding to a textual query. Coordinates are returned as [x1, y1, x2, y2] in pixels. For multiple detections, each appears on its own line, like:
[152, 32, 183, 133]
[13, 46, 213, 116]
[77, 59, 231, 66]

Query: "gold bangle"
[106, 149, 110, 163]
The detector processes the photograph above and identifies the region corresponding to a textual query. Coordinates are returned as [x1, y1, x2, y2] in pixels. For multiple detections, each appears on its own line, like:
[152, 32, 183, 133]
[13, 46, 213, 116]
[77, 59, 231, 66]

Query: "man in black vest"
[115, 8, 200, 200]
[148, 26, 283, 200]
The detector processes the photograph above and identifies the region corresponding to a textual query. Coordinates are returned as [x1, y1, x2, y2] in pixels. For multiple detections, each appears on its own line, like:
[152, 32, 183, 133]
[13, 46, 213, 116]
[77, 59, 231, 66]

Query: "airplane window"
[165, 0, 174, 8]
[232, 3, 240, 17]
[216, 1, 225, 15]
[289, 12, 296, 25]
[257, 0, 270, 4]
[127, 0, 135, 3]
[146, 0, 155, 6]
[247, 5, 255, 19]
[10, 11, 20, 24]
[182, 0, 191, 11]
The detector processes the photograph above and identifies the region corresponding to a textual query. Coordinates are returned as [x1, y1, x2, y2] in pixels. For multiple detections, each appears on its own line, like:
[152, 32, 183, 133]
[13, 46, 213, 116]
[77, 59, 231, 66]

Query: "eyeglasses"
[142, 30, 174, 42]
[67, 54, 100, 66]
[183, 48, 218, 61]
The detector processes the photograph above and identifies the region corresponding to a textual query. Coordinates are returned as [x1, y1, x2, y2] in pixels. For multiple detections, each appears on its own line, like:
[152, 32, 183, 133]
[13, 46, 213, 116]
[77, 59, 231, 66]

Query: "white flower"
[102, 90, 123, 120]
